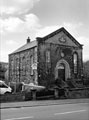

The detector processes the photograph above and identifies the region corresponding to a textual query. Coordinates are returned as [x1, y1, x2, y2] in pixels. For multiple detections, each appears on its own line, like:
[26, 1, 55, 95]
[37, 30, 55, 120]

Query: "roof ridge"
[10, 40, 37, 55]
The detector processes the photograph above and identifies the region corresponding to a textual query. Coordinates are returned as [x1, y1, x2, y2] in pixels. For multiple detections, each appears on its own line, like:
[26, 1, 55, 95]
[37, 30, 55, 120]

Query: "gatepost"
[54, 87, 59, 99]
[31, 89, 36, 100]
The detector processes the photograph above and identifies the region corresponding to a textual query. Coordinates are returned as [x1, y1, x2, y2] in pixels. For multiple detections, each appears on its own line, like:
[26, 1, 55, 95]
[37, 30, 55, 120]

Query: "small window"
[46, 50, 50, 63]
[73, 53, 78, 74]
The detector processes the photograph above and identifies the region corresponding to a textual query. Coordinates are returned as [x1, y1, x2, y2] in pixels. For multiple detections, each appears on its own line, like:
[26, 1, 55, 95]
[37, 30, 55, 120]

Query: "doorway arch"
[55, 59, 71, 81]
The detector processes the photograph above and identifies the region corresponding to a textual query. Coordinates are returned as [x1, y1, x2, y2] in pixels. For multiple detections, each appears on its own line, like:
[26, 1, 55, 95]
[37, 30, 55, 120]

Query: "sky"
[0, 0, 89, 62]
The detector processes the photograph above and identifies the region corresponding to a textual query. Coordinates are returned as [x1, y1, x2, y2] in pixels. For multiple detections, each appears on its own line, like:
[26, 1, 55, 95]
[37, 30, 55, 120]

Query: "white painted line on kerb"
[4, 116, 34, 120]
[54, 109, 87, 115]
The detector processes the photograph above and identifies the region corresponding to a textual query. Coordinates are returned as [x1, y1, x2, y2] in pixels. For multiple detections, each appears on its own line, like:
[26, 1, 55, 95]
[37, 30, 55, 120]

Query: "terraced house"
[9, 27, 83, 88]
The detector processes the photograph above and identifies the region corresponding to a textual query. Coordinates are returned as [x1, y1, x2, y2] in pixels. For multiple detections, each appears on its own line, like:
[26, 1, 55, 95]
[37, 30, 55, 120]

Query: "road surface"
[1, 103, 89, 120]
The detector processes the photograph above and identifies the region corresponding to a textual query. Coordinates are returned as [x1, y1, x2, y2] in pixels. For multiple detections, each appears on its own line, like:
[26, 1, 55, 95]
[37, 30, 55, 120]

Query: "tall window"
[46, 50, 50, 63]
[34, 47, 37, 63]
[11, 60, 14, 76]
[73, 53, 78, 74]
[30, 55, 33, 75]
[16, 58, 19, 70]
[22, 56, 26, 76]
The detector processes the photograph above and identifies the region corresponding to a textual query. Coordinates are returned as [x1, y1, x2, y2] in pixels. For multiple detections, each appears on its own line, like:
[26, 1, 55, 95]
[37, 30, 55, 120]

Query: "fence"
[0, 87, 89, 102]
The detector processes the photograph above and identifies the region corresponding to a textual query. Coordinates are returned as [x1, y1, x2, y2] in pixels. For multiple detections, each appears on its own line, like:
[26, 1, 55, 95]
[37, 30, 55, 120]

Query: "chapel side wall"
[9, 47, 37, 84]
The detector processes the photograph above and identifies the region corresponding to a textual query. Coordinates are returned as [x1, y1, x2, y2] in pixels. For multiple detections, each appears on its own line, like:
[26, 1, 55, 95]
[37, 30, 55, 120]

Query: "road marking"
[54, 109, 87, 115]
[4, 116, 34, 120]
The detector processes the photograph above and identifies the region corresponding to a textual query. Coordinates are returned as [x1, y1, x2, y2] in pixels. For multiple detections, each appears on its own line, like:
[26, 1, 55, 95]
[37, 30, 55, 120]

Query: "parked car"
[0, 80, 12, 94]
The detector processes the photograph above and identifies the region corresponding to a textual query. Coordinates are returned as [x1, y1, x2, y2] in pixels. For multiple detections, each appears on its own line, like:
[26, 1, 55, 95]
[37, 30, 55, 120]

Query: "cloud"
[1, 17, 24, 33]
[1, 16, 83, 39]
[0, 51, 9, 62]
[62, 22, 83, 37]
[24, 14, 41, 31]
[77, 37, 89, 45]
[6, 40, 17, 45]
[0, 0, 40, 15]
[35, 22, 83, 38]
[1, 14, 41, 35]
[35, 26, 60, 37]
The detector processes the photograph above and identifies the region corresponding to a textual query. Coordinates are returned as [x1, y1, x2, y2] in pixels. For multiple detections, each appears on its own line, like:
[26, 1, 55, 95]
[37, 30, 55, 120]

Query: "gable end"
[39, 27, 83, 49]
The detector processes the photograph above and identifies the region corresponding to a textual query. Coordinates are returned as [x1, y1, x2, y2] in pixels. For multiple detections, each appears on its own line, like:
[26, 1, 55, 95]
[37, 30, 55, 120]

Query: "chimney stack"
[27, 37, 30, 43]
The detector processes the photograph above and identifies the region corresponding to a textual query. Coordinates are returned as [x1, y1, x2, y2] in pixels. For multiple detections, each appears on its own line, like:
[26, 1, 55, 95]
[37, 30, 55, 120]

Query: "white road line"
[4, 116, 34, 120]
[54, 109, 87, 115]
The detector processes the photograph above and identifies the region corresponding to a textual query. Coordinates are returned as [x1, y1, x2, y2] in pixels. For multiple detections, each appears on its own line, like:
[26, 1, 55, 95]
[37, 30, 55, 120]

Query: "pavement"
[1, 98, 89, 109]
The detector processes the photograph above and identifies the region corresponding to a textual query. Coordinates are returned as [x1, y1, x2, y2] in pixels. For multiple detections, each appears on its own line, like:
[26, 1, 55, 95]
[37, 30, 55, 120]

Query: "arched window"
[73, 52, 78, 74]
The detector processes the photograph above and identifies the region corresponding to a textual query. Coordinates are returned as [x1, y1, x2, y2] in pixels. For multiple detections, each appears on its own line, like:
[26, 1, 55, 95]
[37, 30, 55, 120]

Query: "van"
[0, 80, 12, 94]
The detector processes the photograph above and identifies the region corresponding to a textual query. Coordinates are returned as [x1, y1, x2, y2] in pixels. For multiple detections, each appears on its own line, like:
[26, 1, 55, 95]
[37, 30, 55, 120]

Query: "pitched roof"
[10, 27, 83, 55]
[11, 40, 37, 54]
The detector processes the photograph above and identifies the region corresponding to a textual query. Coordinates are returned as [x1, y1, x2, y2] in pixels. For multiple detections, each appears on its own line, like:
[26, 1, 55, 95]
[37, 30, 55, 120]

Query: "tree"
[83, 60, 89, 78]
[0, 62, 8, 81]
[83, 60, 89, 86]
[5, 68, 9, 84]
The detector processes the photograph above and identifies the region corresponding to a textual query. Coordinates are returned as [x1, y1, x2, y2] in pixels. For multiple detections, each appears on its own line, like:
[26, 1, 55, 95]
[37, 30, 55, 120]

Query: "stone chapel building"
[9, 27, 83, 88]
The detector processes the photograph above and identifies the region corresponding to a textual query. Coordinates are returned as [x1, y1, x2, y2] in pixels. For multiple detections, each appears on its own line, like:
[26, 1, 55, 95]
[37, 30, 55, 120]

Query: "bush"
[10, 82, 23, 93]
[36, 89, 54, 97]
[83, 78, 89, 87]
[0, 92, 25, 102]
[25, 91, 32, 101]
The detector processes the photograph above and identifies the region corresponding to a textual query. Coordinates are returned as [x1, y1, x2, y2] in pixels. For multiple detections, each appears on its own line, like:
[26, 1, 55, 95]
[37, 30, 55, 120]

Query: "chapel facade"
[9, 27, 83, 88]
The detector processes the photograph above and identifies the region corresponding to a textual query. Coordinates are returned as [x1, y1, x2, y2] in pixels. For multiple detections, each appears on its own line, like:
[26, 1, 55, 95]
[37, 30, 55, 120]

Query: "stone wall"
[0, 92, 26, 102]
[68, 87, 89, 99]
[38, 41, 83, 88]
[37, 36, 83, 89]
[9, 47, 37, 84]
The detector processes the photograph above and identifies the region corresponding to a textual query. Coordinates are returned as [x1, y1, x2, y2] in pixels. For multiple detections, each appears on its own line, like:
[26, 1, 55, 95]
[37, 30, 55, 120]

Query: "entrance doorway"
[55, 59, 71, 81]
[58, 64, 65, 81]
